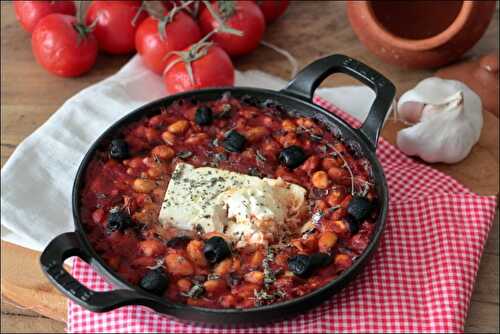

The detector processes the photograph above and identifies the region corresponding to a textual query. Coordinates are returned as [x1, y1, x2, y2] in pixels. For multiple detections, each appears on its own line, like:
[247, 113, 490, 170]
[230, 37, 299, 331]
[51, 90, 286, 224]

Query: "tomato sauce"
[80, 95, 377, 308]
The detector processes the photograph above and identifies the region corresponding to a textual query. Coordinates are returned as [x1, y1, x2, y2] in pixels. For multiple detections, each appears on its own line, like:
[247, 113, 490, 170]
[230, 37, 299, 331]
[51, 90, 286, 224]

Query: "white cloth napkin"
[0, 55, 374, 252]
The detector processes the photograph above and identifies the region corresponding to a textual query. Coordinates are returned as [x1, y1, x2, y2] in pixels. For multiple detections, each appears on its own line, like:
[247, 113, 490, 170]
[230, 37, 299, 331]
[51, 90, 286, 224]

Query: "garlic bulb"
[396, 77, 483, 164]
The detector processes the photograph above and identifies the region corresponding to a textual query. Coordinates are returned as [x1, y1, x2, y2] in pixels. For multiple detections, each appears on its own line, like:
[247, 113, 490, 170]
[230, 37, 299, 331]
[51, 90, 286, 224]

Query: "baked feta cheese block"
[159, 163, 307, 247]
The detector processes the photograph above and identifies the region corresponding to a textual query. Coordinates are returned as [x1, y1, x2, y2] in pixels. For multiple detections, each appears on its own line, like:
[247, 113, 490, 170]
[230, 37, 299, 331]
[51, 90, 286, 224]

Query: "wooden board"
[0, 241, 68, 323]
[1, 1, 498, 332]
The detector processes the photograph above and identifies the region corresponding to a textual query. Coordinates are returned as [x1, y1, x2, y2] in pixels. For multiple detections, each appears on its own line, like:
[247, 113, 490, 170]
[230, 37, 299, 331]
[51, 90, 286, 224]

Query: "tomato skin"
[162, 45, 234, 93]
[199, 1, 265, 57]
[85, 0, 147, 55]
[256, 0, 289, 24]
[13, 0, 76, 33]
[31, 14, 98, 77]
[135, 11, 201, 74]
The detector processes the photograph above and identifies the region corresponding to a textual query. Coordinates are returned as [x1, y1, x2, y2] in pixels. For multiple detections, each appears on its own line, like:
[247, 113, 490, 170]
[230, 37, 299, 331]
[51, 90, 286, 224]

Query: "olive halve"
[195, 106, 213, 126]
[288, 253, 331, 278]
[347, 196, 373, 223]
[287, 254, 313, 278]
[109, 139, 129, 160]
[344, 215, 360, 234]
[279, 145, 307, 169]
[139, 269, 169, 295]
[310, 252, 332, 267]
[227, 273, 242, 287]
[166, 236, 192, 248]
[203, 236, 231, 264]
[106, 210, 132, 233]
[222, 131, 246, 153]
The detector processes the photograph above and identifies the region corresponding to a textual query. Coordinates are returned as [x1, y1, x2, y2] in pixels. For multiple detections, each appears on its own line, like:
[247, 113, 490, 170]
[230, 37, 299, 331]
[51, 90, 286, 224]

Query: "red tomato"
[256, 0, 289, 24]
[13, 0, 76, 33]
[135, 11, 201, 74]
[163, 44, 234, 93]
[31, 14, 98, 77]
[85, 0, 147, 55]
[199, 0, 265, 57]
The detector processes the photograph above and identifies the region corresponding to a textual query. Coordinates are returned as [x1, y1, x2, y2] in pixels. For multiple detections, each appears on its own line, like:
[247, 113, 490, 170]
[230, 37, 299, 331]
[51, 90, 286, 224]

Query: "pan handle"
[40, 232, 166, 313]
[281, 54, 395, 150]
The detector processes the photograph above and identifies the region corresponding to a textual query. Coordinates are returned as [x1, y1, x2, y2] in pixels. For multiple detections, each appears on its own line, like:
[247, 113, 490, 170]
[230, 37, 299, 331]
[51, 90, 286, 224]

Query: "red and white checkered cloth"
[68, 97, 497, 333]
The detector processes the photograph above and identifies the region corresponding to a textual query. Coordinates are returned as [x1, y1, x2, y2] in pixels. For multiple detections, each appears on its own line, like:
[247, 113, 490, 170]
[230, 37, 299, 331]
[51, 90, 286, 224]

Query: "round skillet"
[40, 54, 395, 324]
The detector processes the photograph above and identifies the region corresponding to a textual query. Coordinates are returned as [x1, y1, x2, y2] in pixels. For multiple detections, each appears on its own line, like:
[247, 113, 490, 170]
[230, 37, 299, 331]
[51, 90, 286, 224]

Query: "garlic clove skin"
[396, 77, 483, 164]
[398, 101, 426, 124]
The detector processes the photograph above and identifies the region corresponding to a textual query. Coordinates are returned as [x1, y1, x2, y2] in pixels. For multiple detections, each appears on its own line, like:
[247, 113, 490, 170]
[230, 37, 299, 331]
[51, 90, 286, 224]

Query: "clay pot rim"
[363, 0, 474, 51]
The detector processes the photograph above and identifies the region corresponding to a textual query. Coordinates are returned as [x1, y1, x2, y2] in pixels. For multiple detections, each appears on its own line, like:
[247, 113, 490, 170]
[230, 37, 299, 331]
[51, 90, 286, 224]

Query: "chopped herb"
[312, 211, 324, 225]
[248, 167, 263, 178]
[109, 206, 121, 214]
[218, 104, 232, 118]
[181, 283, 205, 298]
[253, 288, 286, 306]
[223, 127, 236, 138]
[327, 205, 341, 214]
[152, 154, 161, 164]
[327, 142, 355, 195]
[310, 133, 323, 141]
[171, 165, 184, 180]
[214, 153, 227, 162]
[207, 273, 221, 280]
[357, 181, 370, 197]
[256, 150, 267, 162]
[146, 258, 164, 270]
[295, 126, 306, 135]
[177, 151, 193, 159]
[262, 248, 277, 287]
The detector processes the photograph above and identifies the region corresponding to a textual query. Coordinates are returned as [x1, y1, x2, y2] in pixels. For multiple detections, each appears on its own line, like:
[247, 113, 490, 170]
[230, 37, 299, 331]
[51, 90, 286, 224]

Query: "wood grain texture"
[0, 241, 69, 323]
[1, 1, 498, 333]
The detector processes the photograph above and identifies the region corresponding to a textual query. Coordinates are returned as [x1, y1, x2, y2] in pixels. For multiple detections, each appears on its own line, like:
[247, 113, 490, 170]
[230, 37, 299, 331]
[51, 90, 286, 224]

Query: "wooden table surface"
[1, 1, 498, 333]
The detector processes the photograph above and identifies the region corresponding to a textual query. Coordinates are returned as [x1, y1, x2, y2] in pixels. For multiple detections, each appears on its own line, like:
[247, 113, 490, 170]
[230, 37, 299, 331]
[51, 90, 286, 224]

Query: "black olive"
[310, 252, 331, 267]
[278, 145, 307, 169]
[106, 210, 132, 233]
[222, 131, 246, 153]
[288, 253, 331, 278]
[203, 236, 231, 264]
[347, 196, 373, 223]
[139, 269, 169, 295]
[227, 273, 241, 287]
[109, 139, 129, 160]
[344, 216, 360, 234]
[287, 255, 313, 278]
[195, 106, 213, 126]
[166, 236, 192, 248]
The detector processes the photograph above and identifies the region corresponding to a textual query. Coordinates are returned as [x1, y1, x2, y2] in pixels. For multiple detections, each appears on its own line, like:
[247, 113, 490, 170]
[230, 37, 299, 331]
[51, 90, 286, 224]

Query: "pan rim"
[71, 86, 388, 316]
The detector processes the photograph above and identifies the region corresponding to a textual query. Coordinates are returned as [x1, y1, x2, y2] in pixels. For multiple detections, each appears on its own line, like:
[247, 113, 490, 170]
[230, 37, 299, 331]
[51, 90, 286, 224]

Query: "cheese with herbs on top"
[159, 163, 307, 247]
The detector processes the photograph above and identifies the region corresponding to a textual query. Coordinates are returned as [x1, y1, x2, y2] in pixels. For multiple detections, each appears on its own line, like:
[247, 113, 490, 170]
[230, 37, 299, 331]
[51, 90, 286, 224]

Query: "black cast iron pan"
[40, 54, 395, 324]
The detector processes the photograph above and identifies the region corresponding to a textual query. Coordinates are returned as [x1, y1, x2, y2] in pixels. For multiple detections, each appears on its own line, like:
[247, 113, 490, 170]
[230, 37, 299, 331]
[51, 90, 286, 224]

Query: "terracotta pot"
[347, 1, 496, 69]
